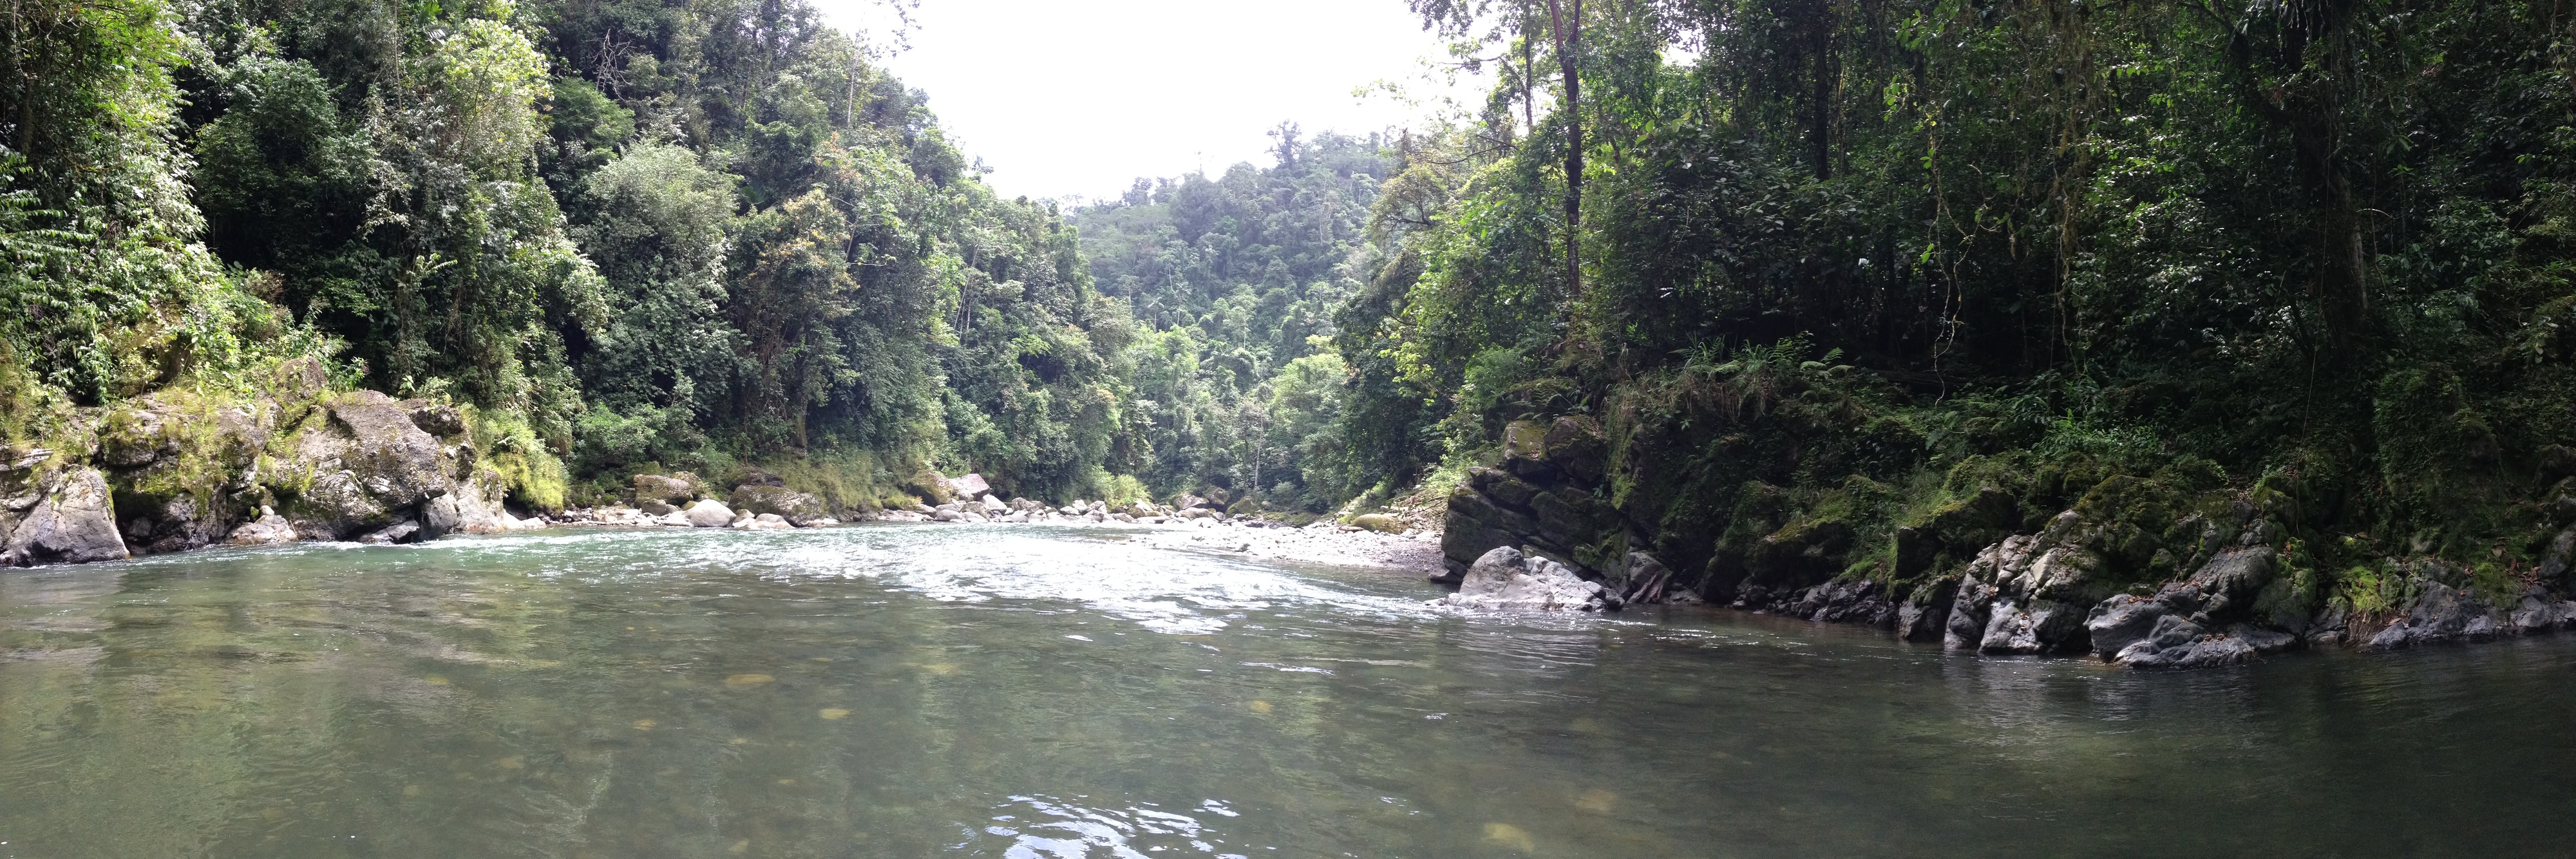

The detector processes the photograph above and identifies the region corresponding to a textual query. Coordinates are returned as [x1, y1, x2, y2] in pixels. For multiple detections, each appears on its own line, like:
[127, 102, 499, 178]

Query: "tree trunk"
[1545, 0, 1582, 298]
[1808, 5, 1833, 180]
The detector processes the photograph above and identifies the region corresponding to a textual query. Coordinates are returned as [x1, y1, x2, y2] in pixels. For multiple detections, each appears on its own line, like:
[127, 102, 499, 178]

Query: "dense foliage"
[1068, 128, 1393, 511]
[0, 0, 1256, 508]
[11, 0, 2576, 592]
[1352, 0, 2576, 603]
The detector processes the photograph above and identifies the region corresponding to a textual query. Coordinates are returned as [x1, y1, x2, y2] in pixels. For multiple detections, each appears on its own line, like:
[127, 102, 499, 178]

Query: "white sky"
[811, 0, 1485, 202]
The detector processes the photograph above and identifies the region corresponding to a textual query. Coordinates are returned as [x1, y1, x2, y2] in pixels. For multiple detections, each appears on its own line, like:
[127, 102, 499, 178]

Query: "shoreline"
[551, 503, 1448, 574]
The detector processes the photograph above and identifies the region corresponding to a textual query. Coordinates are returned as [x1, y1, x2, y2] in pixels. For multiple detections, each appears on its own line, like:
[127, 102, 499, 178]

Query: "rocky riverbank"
[1436, 414, 2576, 668]
[3, 358, 553, 567]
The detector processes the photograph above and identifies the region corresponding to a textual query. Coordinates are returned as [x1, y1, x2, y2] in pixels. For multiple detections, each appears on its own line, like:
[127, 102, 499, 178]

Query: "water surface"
[2, 524, 2571, 857]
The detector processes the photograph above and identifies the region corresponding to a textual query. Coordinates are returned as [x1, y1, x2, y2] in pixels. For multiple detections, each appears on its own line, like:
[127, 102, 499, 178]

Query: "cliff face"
[1439, 416, 2576, 668]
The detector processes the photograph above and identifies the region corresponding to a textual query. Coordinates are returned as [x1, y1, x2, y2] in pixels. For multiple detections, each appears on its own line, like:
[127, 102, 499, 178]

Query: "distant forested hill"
[1068, 128, 1392, 513]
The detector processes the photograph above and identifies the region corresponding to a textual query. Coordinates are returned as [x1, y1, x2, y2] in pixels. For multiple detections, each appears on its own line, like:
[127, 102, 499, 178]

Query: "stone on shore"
[683, 500, 735, 528]
[228, 507, 299, 545]
[2, 468, 128, 567]
[1436, 546, 1618, 612]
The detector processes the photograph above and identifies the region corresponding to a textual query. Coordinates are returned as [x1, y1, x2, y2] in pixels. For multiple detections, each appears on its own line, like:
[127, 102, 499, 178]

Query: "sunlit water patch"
[5, 523, 2576, 857]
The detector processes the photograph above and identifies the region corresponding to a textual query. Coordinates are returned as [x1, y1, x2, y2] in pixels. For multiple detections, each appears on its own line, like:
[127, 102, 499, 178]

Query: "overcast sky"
[810, 0, 1482, 202]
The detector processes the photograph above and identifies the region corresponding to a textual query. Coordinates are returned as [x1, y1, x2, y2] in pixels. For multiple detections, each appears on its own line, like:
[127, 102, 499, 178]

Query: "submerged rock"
[1435, 546, 1619, 612]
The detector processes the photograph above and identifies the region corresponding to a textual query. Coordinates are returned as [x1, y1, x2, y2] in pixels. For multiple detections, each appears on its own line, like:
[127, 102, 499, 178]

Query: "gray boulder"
[733, 484, 828, 524]
[946, 473, 990, 499]
[268, 390, 455, 538]
[2, 469, 128, 566]
[682, 499, 735, 528]
[359, 519, 422, 545]
[290, 470, 390, 540]
[1435, 546, 1620, 612]
[633, 473, 697, 504]
[400, 399, 465, 437]
[228, 507, 298, 545]
[328, 391, 448, 503]
[2115, 626, 2295, 669]
[419, 475, 514, 537]
[2508, 594, 2576, 632]
[2086, 594, 2168, 657]
[1620, 551, 1676, 603]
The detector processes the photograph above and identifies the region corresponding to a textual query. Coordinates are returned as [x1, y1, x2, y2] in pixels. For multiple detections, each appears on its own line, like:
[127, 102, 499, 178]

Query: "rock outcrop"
[269, 390, 459, 540]
[1440, 417, 1629, 587]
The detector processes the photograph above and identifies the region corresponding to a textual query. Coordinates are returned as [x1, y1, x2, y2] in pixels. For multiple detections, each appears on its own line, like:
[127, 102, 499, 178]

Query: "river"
[0, 524, 2570, 857]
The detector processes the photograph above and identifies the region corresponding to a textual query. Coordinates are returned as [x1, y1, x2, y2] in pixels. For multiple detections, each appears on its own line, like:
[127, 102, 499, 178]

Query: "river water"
[1, 524, 2571, 857]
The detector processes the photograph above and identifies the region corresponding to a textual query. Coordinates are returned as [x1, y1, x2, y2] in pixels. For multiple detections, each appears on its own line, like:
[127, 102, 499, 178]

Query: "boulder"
[420, 475, 515, 536]
[946, 473, 990, 499]
[290, 471, 390, 540]
[1435, 546, 1620, 612]
[1350, 513, 1403, 533]
[736, 467, 786, 488]
[267, 390, 459, 539]
[1787, 578, 1899, 627]
[682, 499, 735, 528]
[1620, 551, 1677, 603]
[1499, 420, 1550, 480]
[633, 474, 697, 505]
[1, 469, 128, 566]
[137, 493, 230, 555]
[400, 399, 465, 437]
[1944, 571, 2002, 650]
[2115, 626, 2296, 669]
[227, 507, 298, 545]
[2508, 593, 2576, 632]
[327, 391, 448, 504]
[733, 485, 828, 524]
[980, 494, 1010, 516]
[1540, 415, 1607, 486]
[2085, 594, 2168, 658]
[359, 519, 421, 545]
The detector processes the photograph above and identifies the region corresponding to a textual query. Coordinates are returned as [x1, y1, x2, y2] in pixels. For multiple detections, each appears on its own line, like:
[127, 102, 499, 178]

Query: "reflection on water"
[3, 524, 2575, 856]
